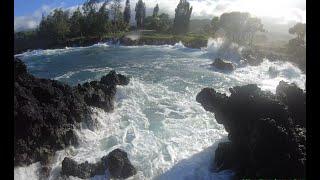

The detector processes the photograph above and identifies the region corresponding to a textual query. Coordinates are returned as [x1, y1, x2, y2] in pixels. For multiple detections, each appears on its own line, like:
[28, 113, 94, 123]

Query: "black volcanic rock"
[14, 58, 130, 167]
[276, 81, 306, 127]
[241, 49, 264, 66]
[61, 149, 137, 179]
[76, 70, 129, 113]
[211, 58, 235, 71]
[106, 149, 137, 178]
[196, 82, 305, 178]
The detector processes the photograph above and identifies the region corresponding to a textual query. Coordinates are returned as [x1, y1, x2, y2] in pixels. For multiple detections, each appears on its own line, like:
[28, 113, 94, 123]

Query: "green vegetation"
[135, 0, 146, 29]
[287, 23, 306, 71]
[123, 0, 131, 24]
[173, 0, 193, 34]
[144, 5, 172, 33]
[214, 12, 265, 46]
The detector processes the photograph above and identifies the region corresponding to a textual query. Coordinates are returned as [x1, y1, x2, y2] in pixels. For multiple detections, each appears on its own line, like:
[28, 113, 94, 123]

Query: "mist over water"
[14, 42, 305, 180]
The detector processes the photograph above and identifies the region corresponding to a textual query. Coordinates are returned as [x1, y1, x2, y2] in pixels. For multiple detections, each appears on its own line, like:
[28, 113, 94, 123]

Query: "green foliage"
[110, 0, 122, 22]
[289, 23, 306, 41]
[173, 0, 193, 34]
[96, 2, 110, 38]
[145, 13, 172, 32]
[70, 7, 84, 37]
[153, 4, 159, 18]
[38, 8, 70, 42]
[135, 0, 146, 29]
[210, 16, 220, 34]
[35, 0, 129, 43]
[287, 23, 306, 66]
[218, 12, 264, 45]
[123, 0, 131, 24]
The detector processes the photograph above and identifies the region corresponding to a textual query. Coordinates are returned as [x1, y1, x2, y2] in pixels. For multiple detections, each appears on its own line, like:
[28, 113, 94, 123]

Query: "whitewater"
[14, 40, 305, 180]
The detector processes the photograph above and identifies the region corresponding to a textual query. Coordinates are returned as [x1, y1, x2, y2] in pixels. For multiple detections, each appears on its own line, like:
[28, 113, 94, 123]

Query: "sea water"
[14, 41, 305, 180]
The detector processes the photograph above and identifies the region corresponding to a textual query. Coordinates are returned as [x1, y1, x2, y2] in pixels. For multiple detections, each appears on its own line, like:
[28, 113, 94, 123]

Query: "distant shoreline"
[14, 34, 305, 73]
[14, 33, 208, 55]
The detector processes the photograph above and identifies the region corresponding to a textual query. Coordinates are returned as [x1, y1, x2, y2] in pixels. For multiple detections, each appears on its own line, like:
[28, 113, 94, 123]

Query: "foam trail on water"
[14, 163, 41, 180]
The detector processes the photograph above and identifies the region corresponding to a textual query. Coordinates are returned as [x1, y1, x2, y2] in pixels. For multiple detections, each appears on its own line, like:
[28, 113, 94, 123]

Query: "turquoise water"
[14, 42, 305, 180]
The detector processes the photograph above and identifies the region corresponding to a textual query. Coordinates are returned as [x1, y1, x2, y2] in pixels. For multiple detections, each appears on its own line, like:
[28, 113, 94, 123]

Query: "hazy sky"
[14, 0, 306, 31]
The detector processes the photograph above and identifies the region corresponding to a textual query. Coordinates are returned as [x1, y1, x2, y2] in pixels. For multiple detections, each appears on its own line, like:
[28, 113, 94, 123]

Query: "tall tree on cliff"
[123, 0, 131, 24]
[135, 0, 146, 29]
[173, 0, 192, 34]
[153, 4, 159, 17]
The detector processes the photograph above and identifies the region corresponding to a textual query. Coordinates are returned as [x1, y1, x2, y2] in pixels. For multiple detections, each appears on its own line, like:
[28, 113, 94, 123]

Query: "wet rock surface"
[14, 58, 129, 167]
[211, 58, 235, 71]
[61, 149, 137, 179]
[196, 82, 305, 178]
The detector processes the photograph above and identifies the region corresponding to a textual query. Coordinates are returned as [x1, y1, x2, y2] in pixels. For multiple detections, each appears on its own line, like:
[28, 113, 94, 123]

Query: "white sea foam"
[14, 162, 41, 180]
[206, 37, 243, 61]
[15, 43, 305, 180]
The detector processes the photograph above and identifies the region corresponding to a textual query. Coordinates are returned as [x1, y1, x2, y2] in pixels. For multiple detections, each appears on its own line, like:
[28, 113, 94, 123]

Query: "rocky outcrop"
[211, 58, 235, 71]
[276, 81, 306, 127]
[61, 149, 137, 179]
[196, 82, 305, 178]
[76, 70, 129, 112]
[241, 49, 264, 66]
[14, 58, 130, 167]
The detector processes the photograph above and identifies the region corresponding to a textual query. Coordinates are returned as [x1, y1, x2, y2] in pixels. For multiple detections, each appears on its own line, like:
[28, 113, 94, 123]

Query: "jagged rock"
[61, 149, 137, 179]
[196, 82, 306, 178]
[106, 149, 137, 178]
[276, 81, 306, 127]
[14, 58, 129, 167]
[211, 58, 235, 71]
[76, 70, 130, 113]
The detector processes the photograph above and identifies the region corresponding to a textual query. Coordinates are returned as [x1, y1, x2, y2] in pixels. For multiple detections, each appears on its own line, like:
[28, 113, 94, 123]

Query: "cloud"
[14, 5, 55, 31]
[14, 16, 39, 31]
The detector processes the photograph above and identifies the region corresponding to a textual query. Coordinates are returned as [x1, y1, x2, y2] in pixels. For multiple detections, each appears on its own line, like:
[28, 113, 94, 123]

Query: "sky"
[14, 0, 306, 32]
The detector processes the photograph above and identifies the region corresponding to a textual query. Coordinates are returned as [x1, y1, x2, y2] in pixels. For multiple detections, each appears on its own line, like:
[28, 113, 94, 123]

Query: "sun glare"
[228, 0, 305, 23]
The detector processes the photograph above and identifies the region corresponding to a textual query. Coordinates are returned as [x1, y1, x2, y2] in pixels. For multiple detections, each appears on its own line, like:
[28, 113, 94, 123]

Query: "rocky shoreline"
[196, 81, 306, 178]
[14, 49, 305, 179]
[14, 36, 207, 55]
[14, 58, 136, 178]
[61, 149, 137, 179]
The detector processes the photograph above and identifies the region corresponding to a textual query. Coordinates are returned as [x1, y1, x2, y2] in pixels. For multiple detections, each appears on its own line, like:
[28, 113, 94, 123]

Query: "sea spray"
[206, 37, 244, 62]
[15, 44, 305, 180]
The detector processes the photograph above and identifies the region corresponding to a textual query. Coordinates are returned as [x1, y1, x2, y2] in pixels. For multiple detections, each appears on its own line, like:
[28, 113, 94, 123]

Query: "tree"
[111, 0, 122, 22]
[210, 16, 220, 34]
[70, 7, 84, 37]
[82, 0, 98, 36]
[153, 4, 159, 17]
[96, 1, 110, 38]
[218, 12, 264, 45]
[135, 0, 146, 29]
[38, 8, 70, 42]
[173, 0, 193, 34]
[123, 0, 131, 24]
[289, 23, 306, 41]
[145, 13, 171, 32]
[245, 17, 265, 46]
